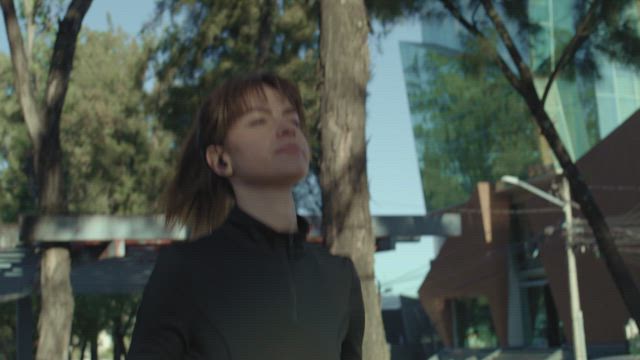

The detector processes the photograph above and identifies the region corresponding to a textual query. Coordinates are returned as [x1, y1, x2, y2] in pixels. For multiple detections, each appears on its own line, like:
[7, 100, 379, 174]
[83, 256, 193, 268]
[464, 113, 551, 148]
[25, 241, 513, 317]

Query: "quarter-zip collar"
[226, 206, 304, 323]
[226, 206, 309, 257]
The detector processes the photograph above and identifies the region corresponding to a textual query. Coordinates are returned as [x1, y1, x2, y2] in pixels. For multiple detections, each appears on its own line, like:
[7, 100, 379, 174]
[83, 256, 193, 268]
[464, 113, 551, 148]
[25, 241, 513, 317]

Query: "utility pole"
[501, 175, 587, 359]
[562, 177, 587, 360]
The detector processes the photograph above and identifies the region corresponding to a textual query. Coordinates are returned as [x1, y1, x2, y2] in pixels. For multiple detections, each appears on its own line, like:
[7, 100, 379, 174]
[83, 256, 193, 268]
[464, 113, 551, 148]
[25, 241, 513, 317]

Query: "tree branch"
[439, 0, 524, 94]
[22, 0, 35, 64]
[440, 0, 481, 36]
[480, 0, 534, 83]
[44, 0, 93, 130]
[0, 0, 43, 144]
[541, 0, 599, 105]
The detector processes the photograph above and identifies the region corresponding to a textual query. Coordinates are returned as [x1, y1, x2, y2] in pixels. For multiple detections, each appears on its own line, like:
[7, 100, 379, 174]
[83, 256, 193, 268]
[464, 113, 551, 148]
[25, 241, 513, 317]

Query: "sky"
[0, 0, 434, 298]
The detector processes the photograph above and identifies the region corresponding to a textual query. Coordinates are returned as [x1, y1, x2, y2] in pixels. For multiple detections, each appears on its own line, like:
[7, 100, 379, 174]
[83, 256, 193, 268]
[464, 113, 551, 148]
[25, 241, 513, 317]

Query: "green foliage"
[382, 0, 640, 79]
[454, 297, 498, 349]
[0, 300, 16, 359]
[593, 18, 640, 72]
[521, 0, 640, 77]
[405, 47, 542, 210]
[0, 28, 173, 220]
[69, 294, 140, 358]
[0, 27, 170, 354]
[145, 0, 322, 170]
[0, 54, 38, 222]
[62, 29, 173, 215]
[364, 0, 424, 25]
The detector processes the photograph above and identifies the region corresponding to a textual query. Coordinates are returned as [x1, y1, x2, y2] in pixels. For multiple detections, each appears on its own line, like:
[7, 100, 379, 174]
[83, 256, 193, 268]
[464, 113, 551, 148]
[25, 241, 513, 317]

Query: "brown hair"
[161, 72, 307, 238]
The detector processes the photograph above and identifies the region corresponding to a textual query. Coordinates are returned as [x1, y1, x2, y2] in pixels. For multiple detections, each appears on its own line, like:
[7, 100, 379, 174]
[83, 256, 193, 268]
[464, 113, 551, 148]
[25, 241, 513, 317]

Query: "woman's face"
[222, 85, 310, 189]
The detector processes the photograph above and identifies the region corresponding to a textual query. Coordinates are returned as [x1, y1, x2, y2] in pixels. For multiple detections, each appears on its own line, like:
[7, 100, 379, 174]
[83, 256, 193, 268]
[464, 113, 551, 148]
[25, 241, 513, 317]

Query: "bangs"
[224, 83, 269, 122]
[223, 73, 306, 124]
[200, 72, 306, 145]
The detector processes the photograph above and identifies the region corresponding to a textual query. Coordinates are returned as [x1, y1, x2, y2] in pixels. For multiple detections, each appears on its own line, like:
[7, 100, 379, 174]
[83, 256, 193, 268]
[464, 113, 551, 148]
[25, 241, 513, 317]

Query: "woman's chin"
[283, 170, 308, 187]
[247, 169, 307, 189]
[278, 162, 308, 176]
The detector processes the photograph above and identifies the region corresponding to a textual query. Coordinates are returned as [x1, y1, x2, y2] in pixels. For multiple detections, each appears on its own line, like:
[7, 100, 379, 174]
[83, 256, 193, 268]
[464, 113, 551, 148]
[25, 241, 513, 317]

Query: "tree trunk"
[121, 298, 138, 357]
[118, 334, 127, 360]
[0, 0, 43, 140]
[80, 338, 87, 360]
[90, 335, 98, 360]
[22, 0, 36, 64]
[37, 248, 74, 359]
[319, 1, 389, 359]
[113, 315, 124, 360]
[255, 0, 274, 69]
[0, 1, 93, 359]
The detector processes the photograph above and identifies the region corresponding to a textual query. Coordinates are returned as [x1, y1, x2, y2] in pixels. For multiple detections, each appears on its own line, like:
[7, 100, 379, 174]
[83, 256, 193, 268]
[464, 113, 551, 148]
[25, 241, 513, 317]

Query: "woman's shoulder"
[153, 241, 191, 272]
[177, 226, 234, 249]
[152, 230, 223, 268]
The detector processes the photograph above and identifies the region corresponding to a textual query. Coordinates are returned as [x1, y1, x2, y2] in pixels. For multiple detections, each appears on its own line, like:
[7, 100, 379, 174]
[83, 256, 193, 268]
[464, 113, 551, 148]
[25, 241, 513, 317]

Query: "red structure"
[420, 110, 640, 355]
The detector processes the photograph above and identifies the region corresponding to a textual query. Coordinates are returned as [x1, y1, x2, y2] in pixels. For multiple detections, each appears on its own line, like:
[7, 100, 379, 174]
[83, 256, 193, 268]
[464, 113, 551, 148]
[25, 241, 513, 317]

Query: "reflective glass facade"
[528, 0, 640, 158]
[402, 1, 640, 211]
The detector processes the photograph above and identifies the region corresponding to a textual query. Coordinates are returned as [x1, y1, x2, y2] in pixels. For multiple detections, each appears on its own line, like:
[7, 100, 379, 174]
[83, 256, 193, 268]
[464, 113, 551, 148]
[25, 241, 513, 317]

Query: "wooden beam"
[478, 182, 493, 244]
[19, 213, 461, 244]
[306, 213, 461, 238]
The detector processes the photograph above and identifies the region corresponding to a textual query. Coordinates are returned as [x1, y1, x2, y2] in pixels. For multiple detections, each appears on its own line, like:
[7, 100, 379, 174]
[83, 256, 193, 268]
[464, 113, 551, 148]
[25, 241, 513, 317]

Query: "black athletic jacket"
[128, 206, 365, 360]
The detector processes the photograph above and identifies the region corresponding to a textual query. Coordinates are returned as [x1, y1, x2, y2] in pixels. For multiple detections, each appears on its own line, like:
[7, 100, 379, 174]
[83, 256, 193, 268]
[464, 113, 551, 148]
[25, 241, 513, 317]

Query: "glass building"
[401, 1, 640, 212]
[401, 0, 640, 350]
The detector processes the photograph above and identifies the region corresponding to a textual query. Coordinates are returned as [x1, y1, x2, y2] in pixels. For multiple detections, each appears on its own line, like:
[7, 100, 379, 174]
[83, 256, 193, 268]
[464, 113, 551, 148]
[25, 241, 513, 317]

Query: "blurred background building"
[399, 1, 640, 358]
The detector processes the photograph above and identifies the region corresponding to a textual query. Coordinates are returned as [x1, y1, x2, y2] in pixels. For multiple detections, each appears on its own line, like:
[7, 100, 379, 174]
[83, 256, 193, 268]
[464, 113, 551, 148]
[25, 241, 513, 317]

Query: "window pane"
[596, 63, 615, 94]
[616, 66, 635, 97]
[596, 95, 618, 138]
[529, 0, 549, 22]
[618, 98, 639, 122]
[552, 0, 573, 30]
[531, 28, 552, 69]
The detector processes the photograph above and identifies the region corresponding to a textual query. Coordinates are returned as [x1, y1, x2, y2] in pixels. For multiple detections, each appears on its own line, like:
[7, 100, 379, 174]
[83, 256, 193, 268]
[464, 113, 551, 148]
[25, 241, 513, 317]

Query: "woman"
[128, 72, 364, 360]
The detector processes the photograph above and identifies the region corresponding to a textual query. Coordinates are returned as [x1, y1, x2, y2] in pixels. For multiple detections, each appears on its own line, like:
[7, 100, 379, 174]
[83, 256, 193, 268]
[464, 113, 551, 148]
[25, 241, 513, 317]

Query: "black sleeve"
[128, 244, 190, 360]
[341, 257, 365, 360]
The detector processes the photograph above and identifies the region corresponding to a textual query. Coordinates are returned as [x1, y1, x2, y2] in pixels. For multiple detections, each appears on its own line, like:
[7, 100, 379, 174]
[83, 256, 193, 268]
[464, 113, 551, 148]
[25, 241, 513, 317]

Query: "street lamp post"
[561, 177, 587, 360]
[501, 175, 587, 360]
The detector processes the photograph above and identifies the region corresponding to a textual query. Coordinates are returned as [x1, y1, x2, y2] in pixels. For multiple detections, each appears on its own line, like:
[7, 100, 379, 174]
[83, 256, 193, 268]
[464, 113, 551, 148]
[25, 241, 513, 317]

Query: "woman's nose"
[276, 120, 296, 137]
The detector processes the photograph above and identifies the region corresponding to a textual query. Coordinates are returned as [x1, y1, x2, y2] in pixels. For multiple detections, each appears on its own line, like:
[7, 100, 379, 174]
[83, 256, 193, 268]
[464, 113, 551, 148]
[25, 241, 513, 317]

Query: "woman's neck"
[232, 185, 298, 233]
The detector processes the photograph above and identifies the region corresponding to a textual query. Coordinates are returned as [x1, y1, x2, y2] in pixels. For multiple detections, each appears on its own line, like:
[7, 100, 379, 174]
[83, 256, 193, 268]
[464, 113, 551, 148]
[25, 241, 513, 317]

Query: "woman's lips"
[275, 143, 302, 154]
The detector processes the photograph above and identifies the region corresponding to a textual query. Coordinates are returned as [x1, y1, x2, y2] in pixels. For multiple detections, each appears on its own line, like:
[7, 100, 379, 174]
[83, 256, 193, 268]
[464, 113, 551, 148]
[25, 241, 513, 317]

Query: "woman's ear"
[205, 145, 233, 177]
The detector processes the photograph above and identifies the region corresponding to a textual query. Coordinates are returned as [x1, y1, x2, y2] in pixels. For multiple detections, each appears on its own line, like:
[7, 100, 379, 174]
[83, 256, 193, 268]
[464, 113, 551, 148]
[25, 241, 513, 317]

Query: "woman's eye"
[249, 118, 266, 126]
